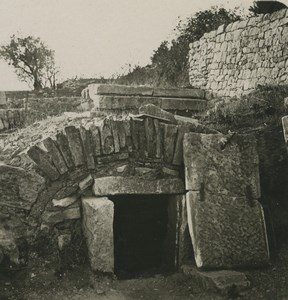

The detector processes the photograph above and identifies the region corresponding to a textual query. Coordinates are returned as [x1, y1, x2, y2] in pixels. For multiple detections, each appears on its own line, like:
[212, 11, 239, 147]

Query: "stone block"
[99, 119, 114, 155]
[138, 104, 177, 124]
[153, 88, 205, 99]
[172, 126, 190, 166]
[79, 174, 94, 191]
[92, 176, 185, 195]
[82, 196, 114, 273]
[88, 84, 153, 97]
[184, 133, 269, 269]
[181, 266, 250, 293]
[52, 194, 79, 208]
[154, 119, 162, 158]
[96, 152, 129, 164]
[64, 126, 85, 167]
[27, 145, 60, 180]
[55, 132, 74, 168]
[282, 115, 288, 145]
[42, 207, 81, 224]
[79, 126, 96, 169]
[0, 164, 45, 210]
[162, 124, 178, 164]
[43, 137, 69, 174]
[89, 124, 102, 156]
[111, 120, 120, 153]
[144, 117, 156, 157]
[161, 98, 207, 111]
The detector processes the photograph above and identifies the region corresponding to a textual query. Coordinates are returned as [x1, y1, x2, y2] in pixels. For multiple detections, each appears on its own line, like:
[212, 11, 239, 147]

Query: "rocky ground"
[0, 240, 288, 300]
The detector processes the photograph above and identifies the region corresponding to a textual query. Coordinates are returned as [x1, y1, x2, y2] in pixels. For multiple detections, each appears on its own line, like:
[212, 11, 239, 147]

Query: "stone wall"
[189, 9, 288, 97]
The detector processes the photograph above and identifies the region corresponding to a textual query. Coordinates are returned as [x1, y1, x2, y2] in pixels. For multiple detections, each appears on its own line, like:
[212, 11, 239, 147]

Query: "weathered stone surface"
[111, 120, 120, 153]
[53, 184, 78, 200]
[92, 176, 185, 195]
[162, 166, 180, 177]
[138, 104, 177, 124]
[89, 124, 101, 156]
[172, 126, 190, 166]
[115, 120, 126, 149]
[43, 137, 69, 174]
[162, 124, 178, 164]
[42, 207, 81, 224]
[79, 174, 94, 191]
[96, 152, 129, 164]
[0, 164, 45, 210]
[89, 84, 153, 97]
[134, 167, 154, 175]
[130, 118, 140, 150]
[82, 196, 114, 273]
[55, 132, 74, 168]
[27, 145, 60, 180]
[154, 119, 162, 158]
[184, 133, 269, 269]
[161, 98, 207, 111]
[52, 194, 79, 208]
[64, 126, 85, 167]
[282, 115, 288, 147]
[79, 126, 96, 169]
[153, 88, 205, 99]
[144, 117, 156, 157]
[0, 228, 19, 265]
[181, 266, 250, 293]
[99, 119, 114, 155]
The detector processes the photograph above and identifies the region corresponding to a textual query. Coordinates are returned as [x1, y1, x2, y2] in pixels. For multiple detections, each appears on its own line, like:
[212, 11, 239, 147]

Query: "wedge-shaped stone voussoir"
[138, 104, 177, 124]
[92, 176, 185, 196]
[82, 196, 114, 273]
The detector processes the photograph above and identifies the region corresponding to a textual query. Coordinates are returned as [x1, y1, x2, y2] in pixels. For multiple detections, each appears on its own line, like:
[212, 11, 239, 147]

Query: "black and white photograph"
[0, 0, 288, 299]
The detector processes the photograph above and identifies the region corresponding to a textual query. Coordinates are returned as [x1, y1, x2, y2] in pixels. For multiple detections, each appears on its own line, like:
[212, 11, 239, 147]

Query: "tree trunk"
[33, 77, 42, 90]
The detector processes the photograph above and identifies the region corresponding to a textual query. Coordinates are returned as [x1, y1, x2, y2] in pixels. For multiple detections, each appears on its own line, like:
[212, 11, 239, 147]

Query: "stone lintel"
[92, 176, 185, 196]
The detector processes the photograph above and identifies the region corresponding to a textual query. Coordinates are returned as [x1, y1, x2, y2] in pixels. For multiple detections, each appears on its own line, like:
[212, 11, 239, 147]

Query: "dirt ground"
[2, 241, 288, 300]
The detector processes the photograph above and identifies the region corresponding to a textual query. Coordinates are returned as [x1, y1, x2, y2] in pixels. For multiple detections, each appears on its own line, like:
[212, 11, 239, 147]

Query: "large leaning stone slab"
[88, 84, 153, 97]
[153, 88, 205, 99]
[82, 196, 114, 273]
[183, 133, 269, 269]
[55, 132, 74, 168]
[92, 176, 185, 196]
[138, 104, 177, 124]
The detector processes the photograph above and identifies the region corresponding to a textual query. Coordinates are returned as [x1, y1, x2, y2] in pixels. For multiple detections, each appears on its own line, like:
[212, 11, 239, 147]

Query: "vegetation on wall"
[116, 6, 242, 87]
[249, 0, 287, 15]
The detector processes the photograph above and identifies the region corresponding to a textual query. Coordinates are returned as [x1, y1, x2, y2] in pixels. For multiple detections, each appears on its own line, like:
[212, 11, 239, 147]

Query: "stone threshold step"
[181, 265, 250, 294]
[87, 84, 205, 99]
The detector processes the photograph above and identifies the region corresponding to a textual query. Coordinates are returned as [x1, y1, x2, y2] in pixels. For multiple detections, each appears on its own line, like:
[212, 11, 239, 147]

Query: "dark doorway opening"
[110, 194, 172, 279]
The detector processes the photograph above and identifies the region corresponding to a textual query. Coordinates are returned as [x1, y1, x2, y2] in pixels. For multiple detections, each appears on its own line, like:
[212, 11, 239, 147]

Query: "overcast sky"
[0, 0, 279, 90]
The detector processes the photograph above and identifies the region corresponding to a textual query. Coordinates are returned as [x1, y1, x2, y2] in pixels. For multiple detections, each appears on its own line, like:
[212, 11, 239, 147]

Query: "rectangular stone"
[96, 152, 129, 164]
[82, 196, 114, 273]
[52, 194, 79, 208]
[172, 126, 190, 166]
[130, 118, 140, 150]
[154, 119, 162, 158]
[162, 124, 178, 164]
[43, 137, 69, 174]
[92, 176, 185, 195]
[79, 174, 94, 191]
[161, 98, 207, 111]
[111, 120, 120, 153]
[115, 120, 126, 149]
[184, 133, 269, 269]
[282, 116, 288, 145]
[144, 117, 156, 157]
[88, 83, 153, 97]
[79, 126, 96, 169]
[89, 124, 101, 156]
[138, 104, 177, 124]
[153, 88, 205, 99]
[99, 119, 114, 155]
[27, 145, 59, 180]
[55, 132, 74, 168]
[64, 126, 85, 167]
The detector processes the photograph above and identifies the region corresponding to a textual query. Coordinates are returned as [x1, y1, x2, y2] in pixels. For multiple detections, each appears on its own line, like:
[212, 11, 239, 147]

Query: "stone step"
[91, 95, 207, 112]
[181, 265, 250, 294]
[86, 84, 205, 99]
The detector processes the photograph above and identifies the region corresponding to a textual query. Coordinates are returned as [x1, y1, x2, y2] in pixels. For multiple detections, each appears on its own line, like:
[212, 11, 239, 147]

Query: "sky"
[0, 0, 276, 90]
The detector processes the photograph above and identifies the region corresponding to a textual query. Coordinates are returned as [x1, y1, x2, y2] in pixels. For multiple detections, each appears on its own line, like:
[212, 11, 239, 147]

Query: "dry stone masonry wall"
[189, 9, 288, 97]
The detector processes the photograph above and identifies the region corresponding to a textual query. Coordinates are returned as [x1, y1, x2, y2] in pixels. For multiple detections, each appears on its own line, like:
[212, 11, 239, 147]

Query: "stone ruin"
[0, 84, 269, 286]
